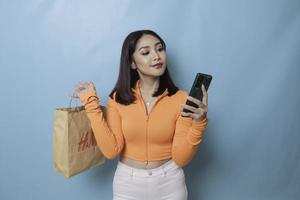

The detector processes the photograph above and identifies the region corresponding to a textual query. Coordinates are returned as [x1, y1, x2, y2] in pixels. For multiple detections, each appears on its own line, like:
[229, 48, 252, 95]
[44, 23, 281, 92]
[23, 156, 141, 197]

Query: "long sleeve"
[172, 103, 208, 167]
[79, 91, 124, 159]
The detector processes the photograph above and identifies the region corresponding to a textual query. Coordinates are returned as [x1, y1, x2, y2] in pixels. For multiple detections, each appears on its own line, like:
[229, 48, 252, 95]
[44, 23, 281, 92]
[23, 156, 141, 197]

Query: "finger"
[75, 88, 81, 95]
[87, 81, 96, 90]
[201, 84, 207, 94]
[84, 81, 93, 91]
[181, 101, 207, 112]
[181, 111, 192, 117]
[201, 84, 208, 106]
[83, 81, 89, 88]
[182, 104, 198, 113]
[75, 85, 83, 93]
[183, 103, 207, 115]
[181, 112, 202, 120]
[187, 96, 201, 106]
[197, 102, 207, 109]
[182, 111, 206, 121]
[69, 92, 79, 98]
[202, 95, 208, 106]
[75, 83, 85, 90]
[87, 80, 93, 85]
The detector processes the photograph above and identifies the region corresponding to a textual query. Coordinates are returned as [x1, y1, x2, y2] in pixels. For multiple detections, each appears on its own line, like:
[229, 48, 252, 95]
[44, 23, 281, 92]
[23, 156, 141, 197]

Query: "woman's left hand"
[181, 84, 208, 122]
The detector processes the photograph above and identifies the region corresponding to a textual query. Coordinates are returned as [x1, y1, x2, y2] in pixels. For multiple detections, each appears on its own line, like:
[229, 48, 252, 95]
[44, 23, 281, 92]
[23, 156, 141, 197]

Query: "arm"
[80, 91, 124, 159]
[172, 96, 208, 167]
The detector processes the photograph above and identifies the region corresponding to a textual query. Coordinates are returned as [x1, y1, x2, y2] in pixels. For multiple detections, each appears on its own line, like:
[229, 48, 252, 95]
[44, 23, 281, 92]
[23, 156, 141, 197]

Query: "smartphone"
[182, 73, 213, 114]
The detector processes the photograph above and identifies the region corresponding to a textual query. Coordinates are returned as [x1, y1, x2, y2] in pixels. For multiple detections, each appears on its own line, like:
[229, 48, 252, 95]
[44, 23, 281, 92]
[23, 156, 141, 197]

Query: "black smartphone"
[182, 73, 213, 114]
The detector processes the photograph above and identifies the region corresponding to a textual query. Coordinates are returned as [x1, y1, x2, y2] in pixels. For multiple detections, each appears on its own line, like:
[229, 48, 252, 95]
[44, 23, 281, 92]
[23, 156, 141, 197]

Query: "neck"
[139, 77, 160, 95]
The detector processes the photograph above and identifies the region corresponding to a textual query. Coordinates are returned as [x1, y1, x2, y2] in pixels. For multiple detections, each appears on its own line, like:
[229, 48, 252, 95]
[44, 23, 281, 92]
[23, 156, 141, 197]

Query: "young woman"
[71, 30, 209, 200]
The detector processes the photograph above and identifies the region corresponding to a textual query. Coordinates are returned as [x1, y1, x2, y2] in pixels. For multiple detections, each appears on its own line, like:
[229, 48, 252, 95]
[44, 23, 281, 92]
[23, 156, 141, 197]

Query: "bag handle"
[68, 97, 86, 130]
[69, 97, 81, 112]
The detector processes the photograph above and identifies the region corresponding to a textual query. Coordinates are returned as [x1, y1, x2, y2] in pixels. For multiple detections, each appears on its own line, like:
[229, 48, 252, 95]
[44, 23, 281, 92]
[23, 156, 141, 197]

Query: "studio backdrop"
[0, 0, 299, 200]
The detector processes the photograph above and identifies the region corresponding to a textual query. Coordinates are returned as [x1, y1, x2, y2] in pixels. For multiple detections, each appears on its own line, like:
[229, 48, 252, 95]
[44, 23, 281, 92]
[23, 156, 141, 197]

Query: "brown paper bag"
[53, 104, 106, 178]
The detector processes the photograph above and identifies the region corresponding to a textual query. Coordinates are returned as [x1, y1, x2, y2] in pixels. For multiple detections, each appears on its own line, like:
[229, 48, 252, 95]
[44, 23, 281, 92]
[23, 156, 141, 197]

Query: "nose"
[152, 50, 161, 61]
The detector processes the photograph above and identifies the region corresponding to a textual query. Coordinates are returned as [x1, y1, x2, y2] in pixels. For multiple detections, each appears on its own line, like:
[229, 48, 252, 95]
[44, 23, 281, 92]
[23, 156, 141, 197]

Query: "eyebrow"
[138, 42, 162, 51]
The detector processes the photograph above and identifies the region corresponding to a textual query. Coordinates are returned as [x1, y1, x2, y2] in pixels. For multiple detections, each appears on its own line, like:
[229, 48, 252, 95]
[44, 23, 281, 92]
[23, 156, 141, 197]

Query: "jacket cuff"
[187, 117, 208, 145]
[79, 90, 99, 105]
[192, 117, 208, 128]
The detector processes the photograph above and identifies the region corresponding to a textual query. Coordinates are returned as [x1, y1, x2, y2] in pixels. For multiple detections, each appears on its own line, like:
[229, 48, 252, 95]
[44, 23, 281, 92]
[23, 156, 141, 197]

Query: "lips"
[152, 63, 163, 68]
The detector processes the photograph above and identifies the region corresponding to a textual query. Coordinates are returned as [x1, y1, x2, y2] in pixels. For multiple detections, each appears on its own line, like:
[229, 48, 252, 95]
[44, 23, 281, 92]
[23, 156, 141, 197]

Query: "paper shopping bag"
[53, 105, 106, 178]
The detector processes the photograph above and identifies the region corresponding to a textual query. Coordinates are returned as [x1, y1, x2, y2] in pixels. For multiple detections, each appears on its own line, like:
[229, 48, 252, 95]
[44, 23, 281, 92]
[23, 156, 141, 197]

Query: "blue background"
[0, 0, 299, 199]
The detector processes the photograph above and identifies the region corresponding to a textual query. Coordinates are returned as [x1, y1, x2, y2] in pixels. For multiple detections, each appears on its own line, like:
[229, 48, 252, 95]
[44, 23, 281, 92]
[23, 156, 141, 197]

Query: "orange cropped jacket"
[80, 79, 208, 167]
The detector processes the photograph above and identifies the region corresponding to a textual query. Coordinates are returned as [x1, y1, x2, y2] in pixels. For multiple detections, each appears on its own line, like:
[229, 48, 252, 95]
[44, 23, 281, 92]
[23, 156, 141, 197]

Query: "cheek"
[133, 53, 147, 65]
[136, 57, 151, 67]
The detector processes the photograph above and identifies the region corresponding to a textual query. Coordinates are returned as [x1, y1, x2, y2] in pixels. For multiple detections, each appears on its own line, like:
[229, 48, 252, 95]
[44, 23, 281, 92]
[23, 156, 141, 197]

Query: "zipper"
[140, 91, 168, 165]
[135, 83, 168, 165]
[140, 99, 150, 165]
[146, 115, 149, 165]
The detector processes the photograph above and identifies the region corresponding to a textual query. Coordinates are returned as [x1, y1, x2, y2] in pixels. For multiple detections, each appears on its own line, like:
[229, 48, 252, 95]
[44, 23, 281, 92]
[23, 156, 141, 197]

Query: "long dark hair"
[109, 30, 179, 105]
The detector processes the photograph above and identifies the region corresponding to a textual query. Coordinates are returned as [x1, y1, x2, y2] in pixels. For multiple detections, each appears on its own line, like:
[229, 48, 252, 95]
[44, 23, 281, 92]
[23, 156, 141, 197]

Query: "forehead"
[136, 34, 161, 48]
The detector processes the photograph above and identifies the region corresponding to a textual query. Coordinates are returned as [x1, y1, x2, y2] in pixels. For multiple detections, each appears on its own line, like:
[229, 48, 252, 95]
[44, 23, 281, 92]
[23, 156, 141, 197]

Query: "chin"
[154, 67, 166, 76]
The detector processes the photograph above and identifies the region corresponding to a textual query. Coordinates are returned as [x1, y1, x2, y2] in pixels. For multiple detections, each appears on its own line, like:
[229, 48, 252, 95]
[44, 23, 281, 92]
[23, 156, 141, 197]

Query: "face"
[131, 34, 167, 78]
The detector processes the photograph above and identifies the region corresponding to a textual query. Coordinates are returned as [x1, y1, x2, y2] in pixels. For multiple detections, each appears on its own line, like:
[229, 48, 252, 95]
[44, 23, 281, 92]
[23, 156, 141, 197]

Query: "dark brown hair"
[109, 30, 179, 105]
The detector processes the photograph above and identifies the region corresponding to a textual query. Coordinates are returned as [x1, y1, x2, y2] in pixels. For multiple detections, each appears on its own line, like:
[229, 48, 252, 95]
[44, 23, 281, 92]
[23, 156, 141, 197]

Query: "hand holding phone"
[182, 73, 212, 114]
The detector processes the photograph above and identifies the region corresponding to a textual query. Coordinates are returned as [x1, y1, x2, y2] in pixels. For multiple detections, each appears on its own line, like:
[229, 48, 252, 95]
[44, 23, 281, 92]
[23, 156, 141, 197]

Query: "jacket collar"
[132, 79, 169, 102]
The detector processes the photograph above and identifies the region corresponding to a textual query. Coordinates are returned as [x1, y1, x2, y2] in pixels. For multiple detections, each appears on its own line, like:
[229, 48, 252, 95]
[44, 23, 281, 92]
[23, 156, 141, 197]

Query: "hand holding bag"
[53, 98, 105, 178]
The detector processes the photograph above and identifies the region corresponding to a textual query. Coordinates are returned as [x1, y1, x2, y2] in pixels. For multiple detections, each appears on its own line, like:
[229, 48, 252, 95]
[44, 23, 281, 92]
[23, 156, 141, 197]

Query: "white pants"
[113, 159, 188, 200]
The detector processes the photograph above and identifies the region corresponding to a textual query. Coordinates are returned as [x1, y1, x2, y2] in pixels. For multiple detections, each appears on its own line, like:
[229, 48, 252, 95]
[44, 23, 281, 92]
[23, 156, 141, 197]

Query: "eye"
[141, 52, 149, 55]
[158, 47, 164, 51]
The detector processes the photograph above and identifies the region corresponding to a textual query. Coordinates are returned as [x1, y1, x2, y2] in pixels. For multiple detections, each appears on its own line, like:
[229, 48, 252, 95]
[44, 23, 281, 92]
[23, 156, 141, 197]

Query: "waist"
[120, 157, 171, 169]
[116, 159, 180, 178]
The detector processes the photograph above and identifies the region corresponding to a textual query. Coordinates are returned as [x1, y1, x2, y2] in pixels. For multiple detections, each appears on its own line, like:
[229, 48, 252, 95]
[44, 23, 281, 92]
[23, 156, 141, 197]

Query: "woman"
[71, 30, 209, 200]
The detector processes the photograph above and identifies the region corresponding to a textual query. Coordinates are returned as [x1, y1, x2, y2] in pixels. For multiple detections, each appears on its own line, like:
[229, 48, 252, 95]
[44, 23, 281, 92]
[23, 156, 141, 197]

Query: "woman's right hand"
[69, 80, 98, 99]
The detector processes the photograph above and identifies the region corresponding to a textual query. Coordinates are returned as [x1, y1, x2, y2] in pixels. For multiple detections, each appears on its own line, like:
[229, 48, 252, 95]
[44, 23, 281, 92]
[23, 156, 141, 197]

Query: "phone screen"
[182, 73, 212, 113]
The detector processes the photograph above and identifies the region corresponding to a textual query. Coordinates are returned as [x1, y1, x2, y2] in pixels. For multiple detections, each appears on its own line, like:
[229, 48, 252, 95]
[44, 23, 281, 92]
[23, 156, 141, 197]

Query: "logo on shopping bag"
[78, 131, 97, 152]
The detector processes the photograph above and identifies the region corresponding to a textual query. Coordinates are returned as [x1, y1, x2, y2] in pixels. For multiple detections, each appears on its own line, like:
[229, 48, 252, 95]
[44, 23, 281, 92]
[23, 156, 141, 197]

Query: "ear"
[131, 61, 137, 70]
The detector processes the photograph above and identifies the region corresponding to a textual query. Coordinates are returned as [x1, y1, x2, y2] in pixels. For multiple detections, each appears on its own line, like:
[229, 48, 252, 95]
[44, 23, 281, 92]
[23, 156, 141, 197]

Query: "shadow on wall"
[185, 124, 218, 200]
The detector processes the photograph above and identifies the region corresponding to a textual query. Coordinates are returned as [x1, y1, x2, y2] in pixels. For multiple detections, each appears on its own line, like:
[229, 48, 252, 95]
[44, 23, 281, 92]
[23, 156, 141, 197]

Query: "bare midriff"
[120, 157, 171, 169]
